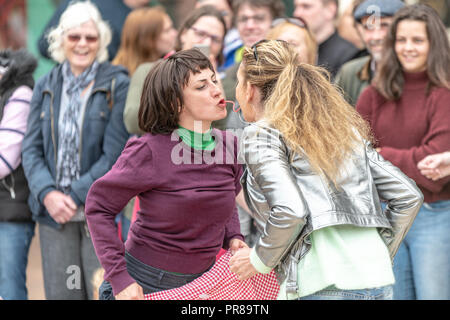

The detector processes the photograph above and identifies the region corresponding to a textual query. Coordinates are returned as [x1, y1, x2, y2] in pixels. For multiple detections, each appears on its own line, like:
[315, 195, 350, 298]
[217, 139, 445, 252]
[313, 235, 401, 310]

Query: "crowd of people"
[0, 0, 449, 301]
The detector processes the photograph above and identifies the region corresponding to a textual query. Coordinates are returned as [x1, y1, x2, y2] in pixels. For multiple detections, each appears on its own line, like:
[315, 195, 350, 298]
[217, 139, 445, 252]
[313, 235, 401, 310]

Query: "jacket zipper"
[44, 90, 58, 168]
[1, 175, 15, 199]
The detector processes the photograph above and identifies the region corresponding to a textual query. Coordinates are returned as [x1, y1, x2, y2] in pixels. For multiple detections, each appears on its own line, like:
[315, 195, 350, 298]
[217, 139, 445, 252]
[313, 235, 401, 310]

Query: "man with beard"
[335, 0, 405, 106]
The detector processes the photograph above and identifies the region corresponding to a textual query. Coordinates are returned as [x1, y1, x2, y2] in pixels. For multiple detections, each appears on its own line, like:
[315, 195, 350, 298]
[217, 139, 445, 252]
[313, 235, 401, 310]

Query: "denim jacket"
[239, 122, 423, 294]
[22, 62, 130, 228]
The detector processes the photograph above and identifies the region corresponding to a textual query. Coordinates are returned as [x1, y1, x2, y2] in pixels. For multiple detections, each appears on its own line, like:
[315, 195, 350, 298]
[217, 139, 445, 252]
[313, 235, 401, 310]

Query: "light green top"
[177, 125, 216, 151]
[250, 225, 395, 300]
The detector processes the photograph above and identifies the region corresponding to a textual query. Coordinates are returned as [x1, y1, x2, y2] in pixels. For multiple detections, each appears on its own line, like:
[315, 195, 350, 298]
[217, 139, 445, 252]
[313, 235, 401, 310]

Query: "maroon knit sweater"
[85, 129, 244, 295]
[356, 71, 450, 203]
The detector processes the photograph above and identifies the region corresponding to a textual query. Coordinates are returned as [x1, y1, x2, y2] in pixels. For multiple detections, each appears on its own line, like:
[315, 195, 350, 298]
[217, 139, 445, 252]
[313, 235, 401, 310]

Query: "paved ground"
[26, 227, 45, 300]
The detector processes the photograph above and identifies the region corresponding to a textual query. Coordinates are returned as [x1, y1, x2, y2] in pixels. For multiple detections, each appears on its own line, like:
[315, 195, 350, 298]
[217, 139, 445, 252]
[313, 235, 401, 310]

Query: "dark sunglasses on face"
[66, 34, 99, 43]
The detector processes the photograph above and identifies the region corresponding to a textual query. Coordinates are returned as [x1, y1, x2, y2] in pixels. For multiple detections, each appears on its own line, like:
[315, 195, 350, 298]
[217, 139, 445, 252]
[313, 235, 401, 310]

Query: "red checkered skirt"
[144, 250, 280, 300]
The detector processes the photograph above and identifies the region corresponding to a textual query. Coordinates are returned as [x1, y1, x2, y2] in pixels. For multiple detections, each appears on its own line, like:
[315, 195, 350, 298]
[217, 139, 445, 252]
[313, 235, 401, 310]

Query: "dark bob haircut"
[138, 48, 214, 134]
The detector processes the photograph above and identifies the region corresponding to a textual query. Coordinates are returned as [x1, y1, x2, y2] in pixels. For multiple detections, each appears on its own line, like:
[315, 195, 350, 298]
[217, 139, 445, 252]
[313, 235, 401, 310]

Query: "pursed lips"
[218, 98, 226, 108]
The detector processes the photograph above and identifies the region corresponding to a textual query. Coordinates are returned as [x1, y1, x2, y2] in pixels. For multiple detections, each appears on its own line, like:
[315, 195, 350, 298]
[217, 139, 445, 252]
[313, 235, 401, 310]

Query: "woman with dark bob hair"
[123, 5, 227, 136]
[356, 4, 450, 300]
[85, 48, 247, 300]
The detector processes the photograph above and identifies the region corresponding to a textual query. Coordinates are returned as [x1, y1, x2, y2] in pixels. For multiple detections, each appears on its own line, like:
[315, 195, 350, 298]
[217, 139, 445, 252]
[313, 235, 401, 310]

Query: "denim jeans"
[393, 200, 450, 300]
[39, 222, 101, 300]
[299, 285, 393, 300]
[99, 251, 211, 300]
[0, 221, 35, 300]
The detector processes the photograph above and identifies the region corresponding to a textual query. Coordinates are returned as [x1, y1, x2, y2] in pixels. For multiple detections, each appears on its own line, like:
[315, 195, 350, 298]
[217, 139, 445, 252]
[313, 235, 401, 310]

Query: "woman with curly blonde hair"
[229, 40, 423, 300]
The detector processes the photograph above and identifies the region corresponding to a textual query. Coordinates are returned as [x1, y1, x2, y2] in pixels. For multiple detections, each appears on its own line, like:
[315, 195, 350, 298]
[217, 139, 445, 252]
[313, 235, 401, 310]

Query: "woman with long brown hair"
[228, 39, 423, 300]
[356, 4, 450, 300]
[112, 6, 177, 75]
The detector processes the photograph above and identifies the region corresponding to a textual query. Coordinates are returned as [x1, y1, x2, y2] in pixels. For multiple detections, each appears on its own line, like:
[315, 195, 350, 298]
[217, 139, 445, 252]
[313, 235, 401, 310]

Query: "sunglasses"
[251, 39, 288, 61]
[66, 34, 99, 43]
[271, 17, 308, 29]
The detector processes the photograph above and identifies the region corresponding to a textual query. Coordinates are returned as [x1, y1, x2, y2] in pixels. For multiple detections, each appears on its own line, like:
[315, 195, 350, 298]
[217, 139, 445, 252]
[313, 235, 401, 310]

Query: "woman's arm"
[223, 147, 246, 249]
[366, 143, 424, 260]
[0, 86, 32, 178]
[233, 126, 308, 270]
[22, 77, 58, 204]
[85, 137, 154, 297]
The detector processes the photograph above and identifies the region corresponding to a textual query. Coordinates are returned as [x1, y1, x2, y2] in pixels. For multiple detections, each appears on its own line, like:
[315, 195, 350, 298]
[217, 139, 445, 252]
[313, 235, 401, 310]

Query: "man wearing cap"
[335, 0, 405, 106]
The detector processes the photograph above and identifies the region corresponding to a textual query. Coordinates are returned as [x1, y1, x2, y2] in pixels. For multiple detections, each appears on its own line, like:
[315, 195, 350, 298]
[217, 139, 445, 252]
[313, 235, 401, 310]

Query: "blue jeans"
[0, 222, 35, 300]
[99, 251, 211, 300]
[393, 200, 450, 300]
[299, 285, 393, 300]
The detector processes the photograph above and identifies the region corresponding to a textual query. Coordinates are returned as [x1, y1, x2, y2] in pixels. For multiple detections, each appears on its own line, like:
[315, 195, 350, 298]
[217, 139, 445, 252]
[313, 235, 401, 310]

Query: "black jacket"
[318, 31, 363, 80]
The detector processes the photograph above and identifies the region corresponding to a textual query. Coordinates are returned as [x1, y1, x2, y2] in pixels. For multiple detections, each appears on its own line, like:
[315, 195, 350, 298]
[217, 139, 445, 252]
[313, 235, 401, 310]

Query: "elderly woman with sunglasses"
[22, 1, 130, 300]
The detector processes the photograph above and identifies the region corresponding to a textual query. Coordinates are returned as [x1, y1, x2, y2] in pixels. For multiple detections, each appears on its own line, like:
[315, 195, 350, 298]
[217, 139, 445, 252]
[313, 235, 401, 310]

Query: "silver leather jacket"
[239, 122, 424, 295]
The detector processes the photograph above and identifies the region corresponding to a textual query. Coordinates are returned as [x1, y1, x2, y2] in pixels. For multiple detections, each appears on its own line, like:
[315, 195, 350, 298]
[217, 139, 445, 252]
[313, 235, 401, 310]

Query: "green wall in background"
[27, 0, 57, 81]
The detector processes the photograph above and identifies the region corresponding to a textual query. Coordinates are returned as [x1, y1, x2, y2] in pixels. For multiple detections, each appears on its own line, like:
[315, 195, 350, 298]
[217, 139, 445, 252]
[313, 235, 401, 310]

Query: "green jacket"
[334, 55, 372, 106]
[123, 62, 157, 136]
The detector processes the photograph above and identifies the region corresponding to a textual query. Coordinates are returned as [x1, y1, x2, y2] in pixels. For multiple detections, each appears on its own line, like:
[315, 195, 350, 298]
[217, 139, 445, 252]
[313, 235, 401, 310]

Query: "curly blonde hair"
[241, 40, 372, 186]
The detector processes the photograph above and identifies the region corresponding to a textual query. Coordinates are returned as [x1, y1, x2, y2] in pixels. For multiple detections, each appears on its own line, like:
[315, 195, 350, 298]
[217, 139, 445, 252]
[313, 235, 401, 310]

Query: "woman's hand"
[43, 190, 77, 224]
[418, 152, 450, 181]
[115, 282, 144, 300]
[229, 247, 258, 281]
[229, 238, 248, 255]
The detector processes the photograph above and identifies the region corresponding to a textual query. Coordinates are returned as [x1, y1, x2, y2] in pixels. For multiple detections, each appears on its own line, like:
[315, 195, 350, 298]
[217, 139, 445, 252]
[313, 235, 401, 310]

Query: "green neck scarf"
[177, 125, 216, 151]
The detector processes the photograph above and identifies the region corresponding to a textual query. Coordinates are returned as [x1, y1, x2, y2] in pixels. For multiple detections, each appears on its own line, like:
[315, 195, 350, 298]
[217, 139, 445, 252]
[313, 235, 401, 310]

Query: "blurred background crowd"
[0, 0, 449, 301]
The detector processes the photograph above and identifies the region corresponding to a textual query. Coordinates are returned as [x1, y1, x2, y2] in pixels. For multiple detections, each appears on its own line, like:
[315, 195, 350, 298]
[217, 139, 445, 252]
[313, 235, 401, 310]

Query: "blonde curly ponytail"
[241, 40, 372, 186]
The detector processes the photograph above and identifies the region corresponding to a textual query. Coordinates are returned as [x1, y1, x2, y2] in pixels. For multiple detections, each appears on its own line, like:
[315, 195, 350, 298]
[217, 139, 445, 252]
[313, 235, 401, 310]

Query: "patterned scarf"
[56, 60, 99, 193]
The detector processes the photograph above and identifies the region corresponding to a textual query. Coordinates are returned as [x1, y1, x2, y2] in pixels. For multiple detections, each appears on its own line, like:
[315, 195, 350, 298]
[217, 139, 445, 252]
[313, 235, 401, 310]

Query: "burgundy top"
[356, 71, 450, 203]
[85, 129, 244, 295]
